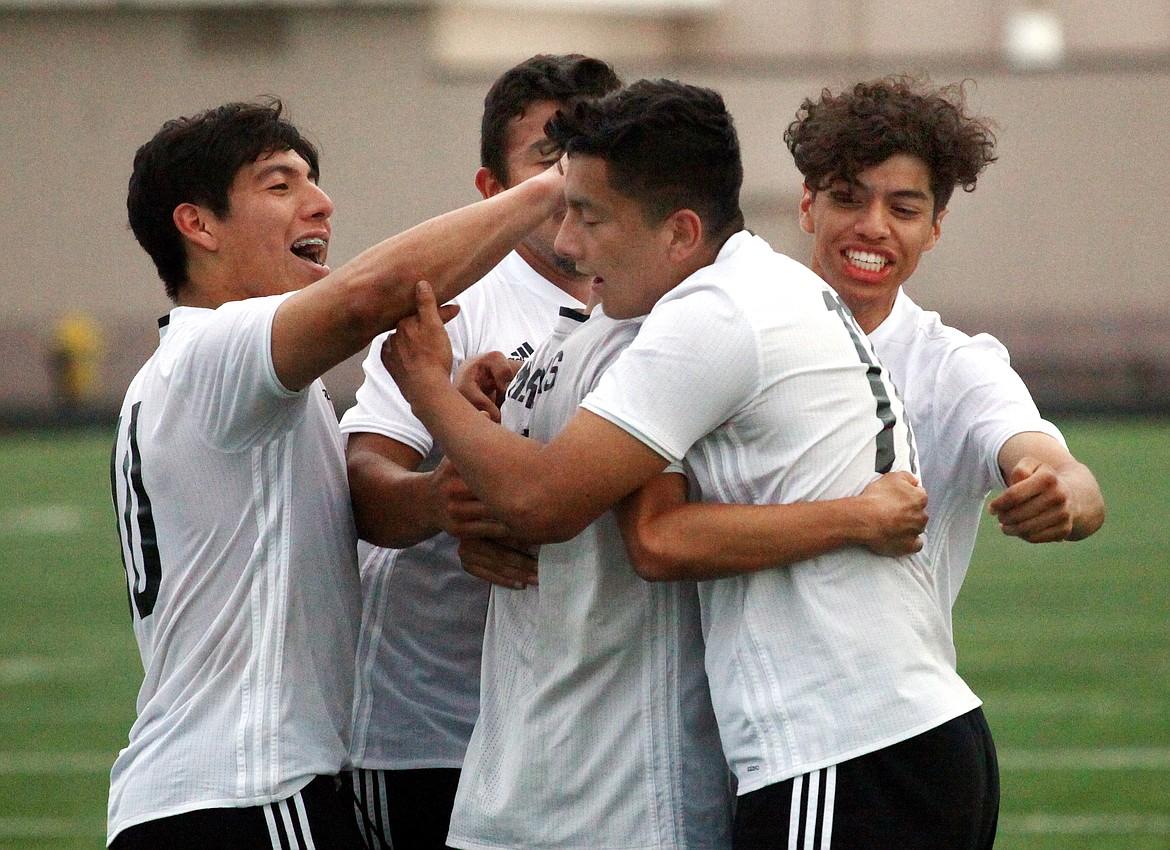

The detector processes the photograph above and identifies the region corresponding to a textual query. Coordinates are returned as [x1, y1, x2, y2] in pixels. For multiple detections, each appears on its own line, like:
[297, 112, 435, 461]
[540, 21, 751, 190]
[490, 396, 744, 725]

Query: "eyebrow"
[846, 178, 931, 203]
[254, 163, 301, 182]
[566, 194, 600, 214]
[525, 137, 561, 157]
[886, 188, 931, 202]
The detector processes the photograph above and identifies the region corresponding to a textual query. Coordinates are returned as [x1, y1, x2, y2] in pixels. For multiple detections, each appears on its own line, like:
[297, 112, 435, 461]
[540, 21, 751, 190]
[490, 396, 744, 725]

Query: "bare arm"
[271, 164, 565, 391]
[989, 431, 1105, 542]
[346, 431, 510, 549]
[385, 281, 670, 543]
[617, 470, 929, 581]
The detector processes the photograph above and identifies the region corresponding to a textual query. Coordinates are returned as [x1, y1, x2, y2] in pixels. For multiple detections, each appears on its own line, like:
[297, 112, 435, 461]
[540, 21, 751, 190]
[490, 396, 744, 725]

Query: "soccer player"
[340, 54, 621, 849]
[387, 79, 995, 849]
[785, 76, 1105, 631]
[107, 99, 567, 849]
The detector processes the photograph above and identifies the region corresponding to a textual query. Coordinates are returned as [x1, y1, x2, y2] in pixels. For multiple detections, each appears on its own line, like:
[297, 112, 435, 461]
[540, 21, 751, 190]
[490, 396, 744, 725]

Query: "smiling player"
[107, 98, 567, 849]
[786, 76, 1104, 631]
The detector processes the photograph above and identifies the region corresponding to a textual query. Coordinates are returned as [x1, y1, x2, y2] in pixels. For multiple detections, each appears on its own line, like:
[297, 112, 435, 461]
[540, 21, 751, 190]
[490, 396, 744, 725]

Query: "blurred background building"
[2, 0, 1168, 421]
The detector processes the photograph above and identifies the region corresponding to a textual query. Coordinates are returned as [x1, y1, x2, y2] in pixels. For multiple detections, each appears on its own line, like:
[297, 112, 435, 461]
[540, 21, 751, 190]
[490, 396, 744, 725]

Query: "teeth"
[845, 250, 888, 272]
[291, 237, 327, 264]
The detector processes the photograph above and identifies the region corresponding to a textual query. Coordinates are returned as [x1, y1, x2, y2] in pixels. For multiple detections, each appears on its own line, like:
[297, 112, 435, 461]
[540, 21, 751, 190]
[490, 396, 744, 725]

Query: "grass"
[0, 418, 1166, 848]
[953, 418, 1170, 849]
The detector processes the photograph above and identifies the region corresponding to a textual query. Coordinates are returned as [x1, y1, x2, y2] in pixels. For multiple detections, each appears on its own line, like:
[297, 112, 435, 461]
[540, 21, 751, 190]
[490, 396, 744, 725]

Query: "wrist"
[839, 495, 876, 547]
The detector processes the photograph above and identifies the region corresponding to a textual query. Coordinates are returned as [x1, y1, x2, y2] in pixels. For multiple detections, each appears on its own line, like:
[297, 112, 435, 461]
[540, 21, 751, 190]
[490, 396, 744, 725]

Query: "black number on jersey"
[110, 402, 162, 619]
[822, 290, 910, 474]
[506, 350, 563, 411]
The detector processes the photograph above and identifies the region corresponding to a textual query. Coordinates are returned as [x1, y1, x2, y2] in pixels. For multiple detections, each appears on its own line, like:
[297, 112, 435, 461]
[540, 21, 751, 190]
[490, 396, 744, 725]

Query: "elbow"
[625, 528, 687, 582]
[493, 486, 594, 545]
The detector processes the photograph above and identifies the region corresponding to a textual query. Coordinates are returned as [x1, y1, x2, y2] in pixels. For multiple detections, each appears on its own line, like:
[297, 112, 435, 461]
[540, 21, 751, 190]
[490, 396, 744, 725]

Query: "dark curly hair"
[127, 98, 320, 300]
[546, 79, 744, 240]
[784, 76, 997, 217]
[480, 54, 622, 185]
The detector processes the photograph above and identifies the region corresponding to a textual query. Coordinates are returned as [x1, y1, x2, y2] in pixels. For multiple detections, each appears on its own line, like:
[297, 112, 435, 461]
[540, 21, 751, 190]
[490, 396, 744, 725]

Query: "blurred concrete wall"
[2, 0, 1168, 420]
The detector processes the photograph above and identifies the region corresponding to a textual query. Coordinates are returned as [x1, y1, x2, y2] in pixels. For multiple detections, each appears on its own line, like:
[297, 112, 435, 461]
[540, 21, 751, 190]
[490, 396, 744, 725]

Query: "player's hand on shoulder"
[454, 352, 522, 423]
[458, 535, 539, 590]
[858, 471, 928, 557]
[988, 456, 1075, 543]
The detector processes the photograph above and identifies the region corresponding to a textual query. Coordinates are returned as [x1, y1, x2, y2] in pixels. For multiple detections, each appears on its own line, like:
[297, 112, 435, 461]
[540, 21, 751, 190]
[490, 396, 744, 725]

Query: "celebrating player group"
[109, 54, 1104, 850]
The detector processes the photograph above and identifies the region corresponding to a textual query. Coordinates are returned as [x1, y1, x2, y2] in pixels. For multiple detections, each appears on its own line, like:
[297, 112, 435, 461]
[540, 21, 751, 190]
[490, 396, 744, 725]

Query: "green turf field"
[0, 419, 1166, 849]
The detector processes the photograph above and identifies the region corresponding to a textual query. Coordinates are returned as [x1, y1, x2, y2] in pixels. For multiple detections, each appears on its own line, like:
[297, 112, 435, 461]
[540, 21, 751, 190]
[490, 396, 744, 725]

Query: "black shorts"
[733, 707, 999, 849]
[350, 767, 461, 850]
[110, 774, 367, 850]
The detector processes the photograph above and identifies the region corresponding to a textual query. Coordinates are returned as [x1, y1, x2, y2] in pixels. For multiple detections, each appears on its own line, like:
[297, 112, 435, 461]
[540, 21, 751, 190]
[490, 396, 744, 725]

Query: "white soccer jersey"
[583, 231, 980, 795]
[447, 308, 733, 850]
[870, 289, 1065, 633]
[107, 294, 360, 843]
[339, 251, 586, 770]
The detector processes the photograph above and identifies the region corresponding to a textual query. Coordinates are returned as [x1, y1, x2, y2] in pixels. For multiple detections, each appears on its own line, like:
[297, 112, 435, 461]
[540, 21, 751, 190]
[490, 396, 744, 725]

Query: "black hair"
[480, 54, 622, 185]
[545, 78, 744, 239]
[127, 98, 320, 299]
[784, 75, 996, 217]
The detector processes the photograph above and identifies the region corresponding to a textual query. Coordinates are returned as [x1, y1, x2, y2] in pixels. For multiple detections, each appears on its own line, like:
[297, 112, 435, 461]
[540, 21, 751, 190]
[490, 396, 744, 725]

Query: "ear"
[924, 207, 947, 253]
[662, 208, 704, 263]
[475, 167, 507, 200]
[798, 183, 816, 234]
[173, 203, 219, 253]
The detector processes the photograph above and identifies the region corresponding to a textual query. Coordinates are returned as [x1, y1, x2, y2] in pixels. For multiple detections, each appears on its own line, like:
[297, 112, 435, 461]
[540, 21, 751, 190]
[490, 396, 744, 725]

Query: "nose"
[854, 200, 889, 240]
[306, 182, 334, 220]
[554, 211, 581, 262]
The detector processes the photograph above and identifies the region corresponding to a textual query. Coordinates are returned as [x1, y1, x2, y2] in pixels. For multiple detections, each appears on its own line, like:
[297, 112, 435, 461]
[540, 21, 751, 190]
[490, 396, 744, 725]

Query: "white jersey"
[338, 251, 586, 770]
[583, 231, 980, 795]
[107, 294, 360, 842]
[870, 289, 1065, 632]
[448, 308, 733, 850]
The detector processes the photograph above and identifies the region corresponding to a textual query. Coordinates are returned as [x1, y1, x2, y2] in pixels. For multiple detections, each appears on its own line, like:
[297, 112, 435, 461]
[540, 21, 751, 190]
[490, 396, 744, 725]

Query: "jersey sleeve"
[581, 288, 758, 463]
[170, 294, 309, 452]
[934, 332, 1066, 492]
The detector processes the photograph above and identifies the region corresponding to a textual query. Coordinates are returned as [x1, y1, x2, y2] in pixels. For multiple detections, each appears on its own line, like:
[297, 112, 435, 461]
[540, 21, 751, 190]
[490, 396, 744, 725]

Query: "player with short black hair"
[108, 97, 568, 849]
[387, 78, 991, 849]
[341, 53, 622, 849]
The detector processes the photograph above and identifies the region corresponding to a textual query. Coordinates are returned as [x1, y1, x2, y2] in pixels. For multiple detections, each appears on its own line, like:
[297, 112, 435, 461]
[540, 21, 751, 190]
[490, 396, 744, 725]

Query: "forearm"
[348, 449, 442, 549]
[621, 492, 880, 582]
[343, 174, 563, 333]
[273, 173, 562, 389]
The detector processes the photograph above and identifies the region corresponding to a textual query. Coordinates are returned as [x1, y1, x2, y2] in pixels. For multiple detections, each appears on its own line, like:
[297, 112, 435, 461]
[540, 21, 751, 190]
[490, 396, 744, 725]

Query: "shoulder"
[880, 293, 1013, 381]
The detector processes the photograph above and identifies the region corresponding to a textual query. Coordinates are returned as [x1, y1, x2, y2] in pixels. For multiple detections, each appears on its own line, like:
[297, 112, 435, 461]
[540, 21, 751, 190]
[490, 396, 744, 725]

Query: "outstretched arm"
[989, 431, 1105, 542]
[272, 162, 566, 391]
[618, 470, 928, 581]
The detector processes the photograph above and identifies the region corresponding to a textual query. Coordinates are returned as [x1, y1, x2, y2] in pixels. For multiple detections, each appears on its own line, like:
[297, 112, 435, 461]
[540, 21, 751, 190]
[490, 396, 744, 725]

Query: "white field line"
[0, 504, 87, 536]
[6, 747, 1167, 776]
[0, 752, 112, 774]
[999, 747, 1170, 770]
[0, 817, 104, 839]
[0, 759, 1168, 840]
[1000, 813, 1170, 835]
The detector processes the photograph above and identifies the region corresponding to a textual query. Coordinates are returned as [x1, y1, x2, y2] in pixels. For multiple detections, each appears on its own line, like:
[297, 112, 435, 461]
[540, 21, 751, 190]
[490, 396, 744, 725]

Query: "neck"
[845, 290, 898, 334]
